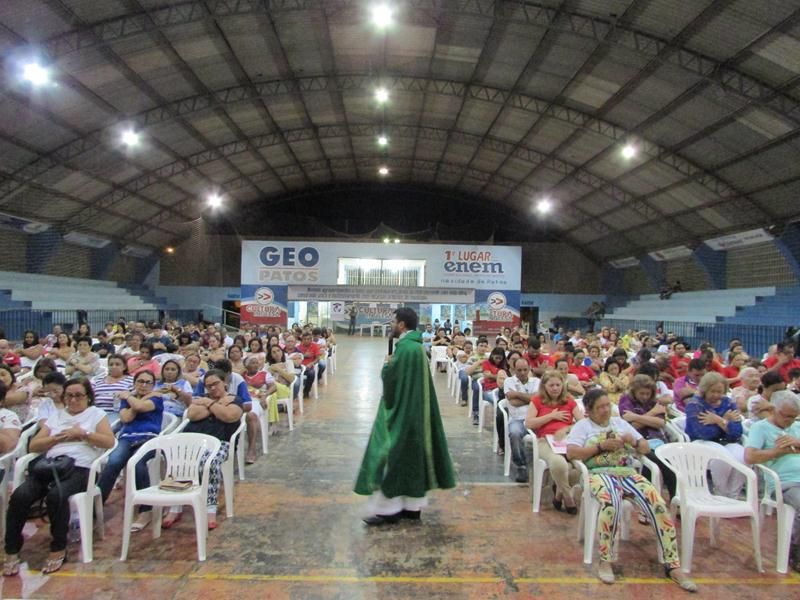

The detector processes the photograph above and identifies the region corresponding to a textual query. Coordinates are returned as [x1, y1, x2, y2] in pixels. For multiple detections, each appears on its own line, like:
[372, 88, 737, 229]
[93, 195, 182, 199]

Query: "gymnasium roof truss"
[0, 1, 798, 261]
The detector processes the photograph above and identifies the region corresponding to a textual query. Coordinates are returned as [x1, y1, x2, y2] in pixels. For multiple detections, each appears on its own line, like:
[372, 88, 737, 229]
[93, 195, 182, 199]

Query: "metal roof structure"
[1, 0, 799, 262]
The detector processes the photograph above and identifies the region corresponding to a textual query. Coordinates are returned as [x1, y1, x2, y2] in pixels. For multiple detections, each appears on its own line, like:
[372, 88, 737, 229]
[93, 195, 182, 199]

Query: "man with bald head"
[503, 357, 540, 483]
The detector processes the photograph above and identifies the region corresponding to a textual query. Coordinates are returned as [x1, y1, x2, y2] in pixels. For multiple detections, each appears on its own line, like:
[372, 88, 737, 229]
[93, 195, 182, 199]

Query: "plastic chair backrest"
[160, 413, 179, 434]
[430, 346, 447, 362]
[143, 433, 221, 485]
[655, 442, 726, 494]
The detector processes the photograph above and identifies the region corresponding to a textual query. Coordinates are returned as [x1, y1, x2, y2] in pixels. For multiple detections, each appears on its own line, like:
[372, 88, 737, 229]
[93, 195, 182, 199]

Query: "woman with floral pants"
[567, 388, 697, 592]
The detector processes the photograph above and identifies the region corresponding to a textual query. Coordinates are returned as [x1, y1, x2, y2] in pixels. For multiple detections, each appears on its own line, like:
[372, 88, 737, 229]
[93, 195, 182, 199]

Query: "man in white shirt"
[421, 324, 434, 356]
[219, 326, 234, 349]
[503, 358, 540, 483]
[568, 329, 584, 346]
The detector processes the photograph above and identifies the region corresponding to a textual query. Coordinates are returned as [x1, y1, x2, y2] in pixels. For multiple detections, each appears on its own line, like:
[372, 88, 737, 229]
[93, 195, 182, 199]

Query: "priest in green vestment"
[354, 307, 456, 525]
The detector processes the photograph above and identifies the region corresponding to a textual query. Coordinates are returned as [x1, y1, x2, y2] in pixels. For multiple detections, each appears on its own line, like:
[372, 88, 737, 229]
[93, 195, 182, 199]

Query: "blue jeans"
[459, 371, 480, 405]
[508, 419, 527, 467]
[98, 437, 156, 513]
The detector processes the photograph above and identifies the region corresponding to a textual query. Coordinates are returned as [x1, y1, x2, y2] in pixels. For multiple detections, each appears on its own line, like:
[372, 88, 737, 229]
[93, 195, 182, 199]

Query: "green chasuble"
[354, 330, 456, 498]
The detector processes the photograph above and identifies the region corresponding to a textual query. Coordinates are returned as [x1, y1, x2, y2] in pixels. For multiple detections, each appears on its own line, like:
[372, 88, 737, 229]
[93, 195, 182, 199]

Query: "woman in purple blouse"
[619, 374, 675, 499]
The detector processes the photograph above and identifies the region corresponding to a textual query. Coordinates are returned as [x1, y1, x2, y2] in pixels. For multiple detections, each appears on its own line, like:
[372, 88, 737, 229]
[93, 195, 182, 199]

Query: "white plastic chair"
[526, 429, 549, 513]
[328, 345, 337, 374]
[497, 400, 515, 476]
[13, 439, 118, 563]
[495, 405, 551, 513]
[497, 402, 544, 509]
[664, 419, 689, 443]
[160, 413, 180, 436]
[448, 359, 459, 400]
[430, 346, 448, 375]
[655, 442, 762, 574]
[146, 413, 183, 486]
[0, 425, 39, 539]
[258, 393, 273, 456]
[310, 363, 320, 400]
[575, 455, 663, 565]
[176, 413, 246, 487]
[120, 433, 220, 562]
[296, 365, 306, 414]
[754, 464, 794, 574]
[220, 415, 247, 492]
[275, 376, 296, 432]
[477, 388, 499, 452]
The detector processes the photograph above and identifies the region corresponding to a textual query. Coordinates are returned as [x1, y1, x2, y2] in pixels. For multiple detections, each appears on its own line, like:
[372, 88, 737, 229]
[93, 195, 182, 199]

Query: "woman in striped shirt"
[91, 354, 133, 421]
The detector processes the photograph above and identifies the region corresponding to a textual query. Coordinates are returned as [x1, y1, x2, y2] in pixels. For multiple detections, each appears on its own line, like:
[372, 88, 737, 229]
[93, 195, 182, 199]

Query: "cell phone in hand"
[388, 337, 394, 355]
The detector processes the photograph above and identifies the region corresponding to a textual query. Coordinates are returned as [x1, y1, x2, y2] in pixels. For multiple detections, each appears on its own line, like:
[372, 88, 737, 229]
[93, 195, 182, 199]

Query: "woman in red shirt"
[524, 370, 583, 514]
[480, 348, 507, 394]
[669, 341, 691, 380]
[571, 349, 597, 383]
[722, 352, 748, 388]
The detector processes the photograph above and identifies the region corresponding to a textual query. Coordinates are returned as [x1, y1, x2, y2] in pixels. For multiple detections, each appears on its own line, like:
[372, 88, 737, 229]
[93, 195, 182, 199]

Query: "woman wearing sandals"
[524, 370, 582, 514]
[162, 369, 244, 530]
[566, 388, 697, 591]
[97, 370, 165, 531]
[3, 378, 115, 576]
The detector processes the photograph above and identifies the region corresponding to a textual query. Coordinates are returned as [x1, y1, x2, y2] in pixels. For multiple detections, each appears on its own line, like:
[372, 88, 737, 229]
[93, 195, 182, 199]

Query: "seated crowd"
[0, 319, 335, 575]
[432, 322, 800, 585]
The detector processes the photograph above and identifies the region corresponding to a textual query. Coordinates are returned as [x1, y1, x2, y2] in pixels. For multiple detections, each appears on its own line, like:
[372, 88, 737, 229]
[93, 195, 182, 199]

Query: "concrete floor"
[2, 336, 798, 599]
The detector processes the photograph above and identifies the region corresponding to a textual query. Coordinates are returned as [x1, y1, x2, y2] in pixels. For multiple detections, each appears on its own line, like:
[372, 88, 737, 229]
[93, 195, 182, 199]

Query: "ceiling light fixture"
[378, 166, 389, 176]
[207, 193, 223, 209]
[377, 135, 388, 147]
[375, 87, 389, 104]
[536, 198, 552, 214]
[371, 4, 394, 29]
[621, 143, 637, 159]
[165, 246, 175, 254]
[121, 130, 140, 147]
[22, 63, 50, 86]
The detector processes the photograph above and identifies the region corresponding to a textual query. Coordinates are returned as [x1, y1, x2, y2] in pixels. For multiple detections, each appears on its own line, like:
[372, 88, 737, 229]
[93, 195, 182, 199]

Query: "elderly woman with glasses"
[3, 378, 114, 576]
[162, 369, 244, 530]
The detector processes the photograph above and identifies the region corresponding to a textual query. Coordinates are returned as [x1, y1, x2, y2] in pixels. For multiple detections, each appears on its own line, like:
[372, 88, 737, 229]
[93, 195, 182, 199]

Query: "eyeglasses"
[136, 379, 155, 385]
[64, 392, 87, 400]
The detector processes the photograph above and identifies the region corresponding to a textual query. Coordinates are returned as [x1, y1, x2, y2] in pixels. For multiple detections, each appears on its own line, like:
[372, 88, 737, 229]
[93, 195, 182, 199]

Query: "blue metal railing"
[548, 316, 788, 357]
[0, 308, 211, 341]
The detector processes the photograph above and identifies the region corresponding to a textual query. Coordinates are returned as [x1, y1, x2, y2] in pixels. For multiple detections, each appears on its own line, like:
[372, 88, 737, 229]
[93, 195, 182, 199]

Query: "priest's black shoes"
[363, 510, 421, 526]
[362, 513, 401, 526]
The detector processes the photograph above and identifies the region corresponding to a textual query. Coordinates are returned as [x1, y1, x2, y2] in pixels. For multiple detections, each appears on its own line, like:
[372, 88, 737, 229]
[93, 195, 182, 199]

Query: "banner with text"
[288, 285, 475, 304]
[241, 241, 521, 327]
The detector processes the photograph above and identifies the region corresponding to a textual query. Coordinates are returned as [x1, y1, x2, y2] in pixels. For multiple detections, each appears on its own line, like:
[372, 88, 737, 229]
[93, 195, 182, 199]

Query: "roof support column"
[601, 265, 625, 296]
[692, 244, 726, 289]
[26, 229, 62, 274]
[639, 255, 665, 293]
[135, 256, 160, 289]
[90, 244, 118, 280]
[774, 223, 800, 281]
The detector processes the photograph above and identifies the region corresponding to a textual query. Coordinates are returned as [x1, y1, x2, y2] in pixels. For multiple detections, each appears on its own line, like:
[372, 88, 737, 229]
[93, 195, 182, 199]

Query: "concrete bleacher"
[0, 271, 163, 311]
[719, 286, 800, 326]
[607, 286, 777, 323]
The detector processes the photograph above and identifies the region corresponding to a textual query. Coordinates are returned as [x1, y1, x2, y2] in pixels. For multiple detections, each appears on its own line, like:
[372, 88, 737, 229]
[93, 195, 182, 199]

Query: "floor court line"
[47, 571, 800, 585]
